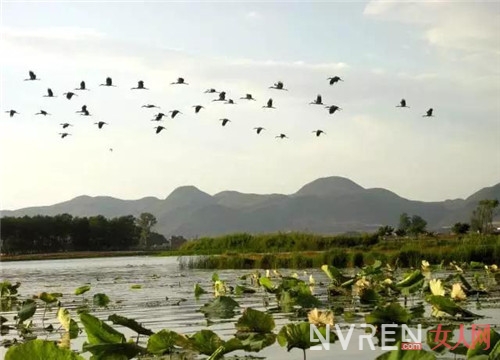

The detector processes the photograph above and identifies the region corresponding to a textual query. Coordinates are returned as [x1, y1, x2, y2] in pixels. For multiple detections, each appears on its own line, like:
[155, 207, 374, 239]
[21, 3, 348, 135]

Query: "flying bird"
[100, 77, 116, 87]
[63, 92, 77, 100]
[169, 110, 182, 118]
[263, 98, 275, 109]
[5, 110, 19, 117]
[171, 77, 188, 85]
[325, 105, 342, 114]
[60, 123, 72, 129]
[225, 99, 236, 104]
[24, 71, 40, 81]
[423, 108, 434, 117]
[152, 113, 166, 121]
[94, 121, 108, 129]
[396, 99, 410, 108]
[254, 127, 265, 134]
[35, 110, 50, 116]
[313, 130, 326, 137]
[241, 94, 256, 101]
[204, 88, 219, 93]
[276, 133, 288, 139]
[212, 91, 226, 102]
[193, 105, 204, 113]
[154, 126, 166, 134]
[59, 133, 71, 138]
[43, 88, 56, 97]
[327, 76, 343, 85]
[131, 80, 148, 90]
[80, 109, 91, 116]
[310, 95, 323, 105]
[269, 81, 288, 91]
[75, 81, 89, 90]
[220, 118, 231, 126]
[142, 104, 160, 109]
[76, 105, 88, 113]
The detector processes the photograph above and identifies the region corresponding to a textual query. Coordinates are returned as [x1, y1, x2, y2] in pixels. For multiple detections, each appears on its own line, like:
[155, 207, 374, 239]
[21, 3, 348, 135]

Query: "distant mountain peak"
[294, 176, 364, 197]
[164, 185, 213, 207]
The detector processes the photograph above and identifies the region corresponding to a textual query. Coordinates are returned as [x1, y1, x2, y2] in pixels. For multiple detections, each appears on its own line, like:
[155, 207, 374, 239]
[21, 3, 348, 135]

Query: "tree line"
[0, 213, 165, 255]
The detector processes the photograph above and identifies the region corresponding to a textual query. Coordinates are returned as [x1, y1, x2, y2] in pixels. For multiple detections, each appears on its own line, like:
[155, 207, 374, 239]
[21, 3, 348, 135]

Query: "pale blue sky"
[1, 1, 499, 210]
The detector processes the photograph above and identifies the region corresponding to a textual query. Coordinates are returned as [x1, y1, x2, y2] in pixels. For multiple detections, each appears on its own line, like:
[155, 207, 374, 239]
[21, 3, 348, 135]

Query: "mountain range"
[2, 176, 499, 238]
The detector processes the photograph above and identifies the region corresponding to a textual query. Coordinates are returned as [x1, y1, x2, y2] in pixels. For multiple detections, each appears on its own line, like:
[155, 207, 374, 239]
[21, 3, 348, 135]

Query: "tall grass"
[178, 234, 500, 270]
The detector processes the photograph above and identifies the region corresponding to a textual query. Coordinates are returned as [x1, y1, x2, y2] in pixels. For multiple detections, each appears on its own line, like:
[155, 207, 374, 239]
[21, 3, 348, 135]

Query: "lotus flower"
[451, 283, 467, 301]
[383, 278, 393, 285]
[308, 308, 334, 326]
[429, 279, 445, 296]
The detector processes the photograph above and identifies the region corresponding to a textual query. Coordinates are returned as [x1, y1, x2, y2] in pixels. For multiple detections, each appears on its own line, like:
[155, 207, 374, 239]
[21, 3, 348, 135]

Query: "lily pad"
[199, 296, 240, 319]
[235, 308, 275, 333]
[5, 339, 85, 360]
[108, 314, 153, 336]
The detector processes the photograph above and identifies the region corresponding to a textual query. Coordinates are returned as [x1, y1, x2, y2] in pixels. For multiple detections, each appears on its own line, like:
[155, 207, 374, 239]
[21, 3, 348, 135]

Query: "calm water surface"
[1, 256, 498, 359]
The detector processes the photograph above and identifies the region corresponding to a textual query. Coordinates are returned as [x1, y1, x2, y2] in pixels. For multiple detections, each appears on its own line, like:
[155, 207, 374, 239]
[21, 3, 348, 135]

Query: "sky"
[1, 1, 499, 210]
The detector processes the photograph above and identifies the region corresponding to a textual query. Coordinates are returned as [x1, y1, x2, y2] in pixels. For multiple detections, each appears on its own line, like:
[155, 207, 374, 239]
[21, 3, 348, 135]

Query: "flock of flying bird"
[5, 71, 434, 141]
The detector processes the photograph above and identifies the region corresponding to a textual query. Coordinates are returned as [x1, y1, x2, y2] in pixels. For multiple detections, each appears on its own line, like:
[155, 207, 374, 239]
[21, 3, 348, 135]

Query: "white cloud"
[246, 11, 262, 19]
[363, 1, 500, 74]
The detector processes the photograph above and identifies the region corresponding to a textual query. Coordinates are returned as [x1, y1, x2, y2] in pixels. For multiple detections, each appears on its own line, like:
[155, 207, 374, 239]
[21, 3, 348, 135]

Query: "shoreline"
[0, 250, 161, 262]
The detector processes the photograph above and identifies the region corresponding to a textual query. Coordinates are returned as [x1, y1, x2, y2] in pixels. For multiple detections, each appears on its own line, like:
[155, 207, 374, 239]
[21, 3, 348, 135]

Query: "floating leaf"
[234, 285, 256, 295]
[258, 277, 277, 293]
[396, 270, 424, 289]
[82, 342, 144, 359]
[108, 314, 153, 336]
[277, 322, 335, 352]
[187, 330, 242, 356]
[74, 285, 91, 296]
[17, 299, 36, 324]
[365, 303, 410, 327]
[130, 284, 142, 290]
[466, 328, 500, 358]
[425, 295, 483, 319]
[194, 283, 207, 297]
[235, 332, 276, 352]
[93, 293, 110, 307]
[5, 339, 85, 360]
[199, 296, 239, 319]
[38, 292, 62, 304]
[375, 342, 436, 359]
[147, 329, 180, 355]
[235, 308, 275, 333]
[79, 312, 125, 345]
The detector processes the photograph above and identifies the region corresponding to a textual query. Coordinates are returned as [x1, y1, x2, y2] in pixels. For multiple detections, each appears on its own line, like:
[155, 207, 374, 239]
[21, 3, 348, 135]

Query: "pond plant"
[1, 260, 499, 359]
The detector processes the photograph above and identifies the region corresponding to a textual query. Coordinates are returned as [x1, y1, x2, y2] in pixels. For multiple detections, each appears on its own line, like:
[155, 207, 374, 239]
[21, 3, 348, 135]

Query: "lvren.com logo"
[310, 323, 491, 351]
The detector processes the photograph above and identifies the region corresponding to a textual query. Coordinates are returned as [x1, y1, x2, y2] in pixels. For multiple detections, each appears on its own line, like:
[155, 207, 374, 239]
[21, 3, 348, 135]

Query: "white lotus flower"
[421, 260, 430, 271]
[451, 283, 467, 301]
[429, 279, 445, 296]
[308, 308, 334, 326]
[353, 276, 370, 296]
[383, 278, 393, 285]
[309, 274, 316, 285]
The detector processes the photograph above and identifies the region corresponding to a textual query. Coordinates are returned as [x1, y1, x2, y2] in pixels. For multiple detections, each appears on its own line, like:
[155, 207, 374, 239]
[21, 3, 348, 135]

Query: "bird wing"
[106, 77, 112, 86]
[267, 98, 273, 107]
[80, 81, 85, 89]
[317, 95, 322, 103]
[48, 88, 53, 96]
[29, 71, 36, 79]
[138, 80, 144, 87]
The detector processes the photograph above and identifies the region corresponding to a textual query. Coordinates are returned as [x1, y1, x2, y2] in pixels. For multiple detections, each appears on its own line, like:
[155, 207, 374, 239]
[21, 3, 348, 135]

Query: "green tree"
[471, 199, 499, 234]
[377, 225, 394, 238]
[397, 213, 411, 236]
[408, 215, 427, 236]
[136, 213, 157, 248]
[451, 222, 470, 235]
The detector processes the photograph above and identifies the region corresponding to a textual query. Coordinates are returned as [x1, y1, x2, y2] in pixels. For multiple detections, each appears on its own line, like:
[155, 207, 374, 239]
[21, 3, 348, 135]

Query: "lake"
[1, 256, 499, 359]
